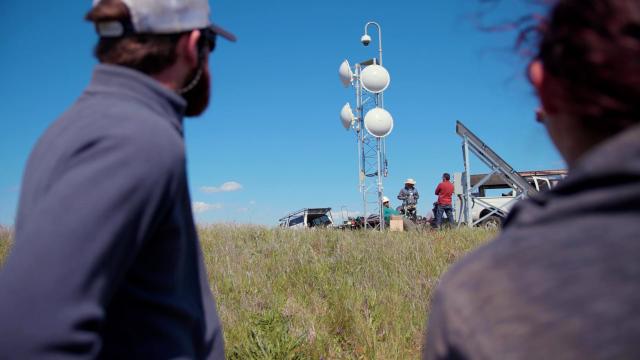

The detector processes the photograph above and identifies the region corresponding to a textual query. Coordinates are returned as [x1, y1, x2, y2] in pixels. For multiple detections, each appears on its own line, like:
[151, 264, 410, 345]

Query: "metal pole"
[355, 64, 364, 192]
[355, 64, 368, 229]
[463, 136, 473, 228]
[377, 137, 385, 230]
[365, 22, 384, 108]
[362, 138, 368, 230]
[382, 138, 388, 177]
[364, 21, 383, 66]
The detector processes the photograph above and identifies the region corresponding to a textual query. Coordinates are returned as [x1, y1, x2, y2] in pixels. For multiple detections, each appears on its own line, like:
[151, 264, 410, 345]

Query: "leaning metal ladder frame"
[457, 121, 537, 228]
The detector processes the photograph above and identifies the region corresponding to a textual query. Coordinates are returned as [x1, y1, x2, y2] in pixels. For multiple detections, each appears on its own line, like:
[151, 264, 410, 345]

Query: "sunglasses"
[536, 108, 547, 124]
[200, 28, 217, 53]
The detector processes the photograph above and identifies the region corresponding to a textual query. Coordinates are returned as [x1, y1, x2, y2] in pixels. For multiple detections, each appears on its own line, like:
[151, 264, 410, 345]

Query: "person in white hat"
[383, 196, 417, 231]
[382, 196, 399, 224]
[397, 178, 420, 220]
[0, 1, 235, 358]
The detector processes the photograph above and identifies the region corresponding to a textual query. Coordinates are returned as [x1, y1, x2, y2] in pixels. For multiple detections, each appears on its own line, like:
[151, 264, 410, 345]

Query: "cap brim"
[210, 24, 237, 42]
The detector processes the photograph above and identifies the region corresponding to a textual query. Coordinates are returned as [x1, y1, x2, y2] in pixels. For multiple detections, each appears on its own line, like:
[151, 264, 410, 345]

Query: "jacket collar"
[569, 123, 640, 182]
[505, 124, 640, 227]
[85, 64, 187, 133]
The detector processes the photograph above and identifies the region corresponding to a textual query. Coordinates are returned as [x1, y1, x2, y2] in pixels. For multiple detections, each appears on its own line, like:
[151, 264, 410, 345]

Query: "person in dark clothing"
[424, 0, 640, 359]
[434, 173, 455, 228]
[0, 1, 235, 359]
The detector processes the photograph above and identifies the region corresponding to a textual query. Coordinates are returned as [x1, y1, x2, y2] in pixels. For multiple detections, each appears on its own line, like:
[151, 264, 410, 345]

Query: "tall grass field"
[0, 226, 495, 359]
[0, 227, 11, 268]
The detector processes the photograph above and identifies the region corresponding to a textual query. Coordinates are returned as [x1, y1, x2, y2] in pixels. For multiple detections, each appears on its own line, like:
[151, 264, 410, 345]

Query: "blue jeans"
[435, 204, 454, 228]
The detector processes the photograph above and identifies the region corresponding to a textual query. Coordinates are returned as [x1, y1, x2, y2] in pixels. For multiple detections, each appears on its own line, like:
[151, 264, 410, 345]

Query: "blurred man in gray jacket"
[0, 0, 235, 358]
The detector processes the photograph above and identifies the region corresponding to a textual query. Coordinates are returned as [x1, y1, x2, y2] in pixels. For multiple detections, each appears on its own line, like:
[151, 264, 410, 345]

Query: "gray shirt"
[424, 125, 640, 360]
[0, 64, 224, 359]
[398, 187, 420, 206]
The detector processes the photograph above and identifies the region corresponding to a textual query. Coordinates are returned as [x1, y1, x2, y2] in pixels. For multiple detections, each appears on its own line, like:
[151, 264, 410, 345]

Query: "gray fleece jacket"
[424, 124, 640, 360]
[0, 64, 224, 359]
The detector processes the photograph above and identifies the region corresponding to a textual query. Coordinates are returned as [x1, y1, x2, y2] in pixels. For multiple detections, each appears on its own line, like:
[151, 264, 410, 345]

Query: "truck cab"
[454, 170, 567, 228]
[278, 208, 334, 229]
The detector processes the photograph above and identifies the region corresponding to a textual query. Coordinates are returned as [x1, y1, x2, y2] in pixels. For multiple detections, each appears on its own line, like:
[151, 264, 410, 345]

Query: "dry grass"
[0, 226, 495, 359]
[0, 226, 11, 268]
[199, 226, 494, 359]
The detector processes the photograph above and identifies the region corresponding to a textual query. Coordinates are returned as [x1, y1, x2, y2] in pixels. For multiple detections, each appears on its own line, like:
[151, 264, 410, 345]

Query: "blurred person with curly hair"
[424, 1, 640, 359]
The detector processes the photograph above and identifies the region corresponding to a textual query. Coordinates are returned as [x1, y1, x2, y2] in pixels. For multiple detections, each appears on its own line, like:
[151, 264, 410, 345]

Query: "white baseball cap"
[93, 0, 236, 42]
[382, 196, 390, 203]
[405, 178, 416, 185]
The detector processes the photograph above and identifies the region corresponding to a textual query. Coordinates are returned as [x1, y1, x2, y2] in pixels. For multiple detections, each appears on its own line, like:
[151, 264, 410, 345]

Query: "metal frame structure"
[341, 22, 390, 230]
[456, 121, 536, 228]
[352, 60, 388, 230]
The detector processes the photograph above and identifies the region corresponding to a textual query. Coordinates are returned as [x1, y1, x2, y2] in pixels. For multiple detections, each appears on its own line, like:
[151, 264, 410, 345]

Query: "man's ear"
[177, 29, 202, 68]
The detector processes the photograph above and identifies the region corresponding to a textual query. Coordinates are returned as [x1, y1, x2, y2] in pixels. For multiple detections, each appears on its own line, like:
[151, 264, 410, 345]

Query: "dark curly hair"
[481, 0, 640, 137]
[539, 0, 640, 137]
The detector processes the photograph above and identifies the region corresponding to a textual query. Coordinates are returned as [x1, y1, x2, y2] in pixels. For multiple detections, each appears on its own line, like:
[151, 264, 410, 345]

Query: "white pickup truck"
[453, 170, 567, 228]
[278, 208, 334, 229]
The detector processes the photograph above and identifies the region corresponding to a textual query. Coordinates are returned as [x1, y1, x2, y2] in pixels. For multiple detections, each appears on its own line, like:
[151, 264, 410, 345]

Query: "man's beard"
[181, 66, 211, 117]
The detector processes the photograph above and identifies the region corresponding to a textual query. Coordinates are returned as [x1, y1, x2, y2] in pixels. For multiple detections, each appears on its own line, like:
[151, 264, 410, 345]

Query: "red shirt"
[435, 180, 454, 205]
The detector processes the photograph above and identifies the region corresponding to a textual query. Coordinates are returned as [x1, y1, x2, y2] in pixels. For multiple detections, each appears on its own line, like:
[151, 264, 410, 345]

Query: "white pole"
[377, 137, 385, 230]
[463, 136, 473, 228]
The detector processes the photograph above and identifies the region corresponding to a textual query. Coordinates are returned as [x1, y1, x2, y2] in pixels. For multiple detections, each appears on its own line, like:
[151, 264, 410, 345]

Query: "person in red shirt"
[434, 173, 455, 228]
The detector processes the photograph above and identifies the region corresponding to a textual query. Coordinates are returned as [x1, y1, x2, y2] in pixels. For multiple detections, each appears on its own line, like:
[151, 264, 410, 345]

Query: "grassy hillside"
[0, 227, 11, 268]
[200, 227, 493, 359]
[0, 226, 495, 359]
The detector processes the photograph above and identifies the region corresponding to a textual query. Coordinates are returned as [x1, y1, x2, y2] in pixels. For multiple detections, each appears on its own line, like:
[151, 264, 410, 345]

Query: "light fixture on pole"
[338, 21, 393, 230]
[363, 21, 383, 65]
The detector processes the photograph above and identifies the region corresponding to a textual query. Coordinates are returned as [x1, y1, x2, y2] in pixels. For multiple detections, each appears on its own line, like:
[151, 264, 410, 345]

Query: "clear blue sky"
[0, 1, 562, 226]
